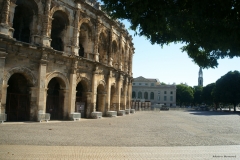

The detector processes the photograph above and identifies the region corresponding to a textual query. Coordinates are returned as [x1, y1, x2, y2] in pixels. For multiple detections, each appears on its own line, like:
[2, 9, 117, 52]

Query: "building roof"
[133, 76, 160, 83]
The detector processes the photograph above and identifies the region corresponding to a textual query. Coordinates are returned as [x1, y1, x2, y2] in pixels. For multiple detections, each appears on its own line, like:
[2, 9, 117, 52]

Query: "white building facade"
[132, 76, 176, 107]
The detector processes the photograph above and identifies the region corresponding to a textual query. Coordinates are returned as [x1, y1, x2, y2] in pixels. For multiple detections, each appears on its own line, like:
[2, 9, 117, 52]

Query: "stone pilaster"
[59, 89, 69, 119]
[41, 0, 52, 47]
[29, 87, 38, 121]
[37, 51, 48, 113]
[98, 93, 106, 115]
[0, 49, 8, 114]
[85, 92, 92, 118]
[68, 60, 77, 115]
[128, 78, 132, 109]
[0, 0, 14, 37]
[94, 17, 100, 62]
[108, 26, 113, 66]
[71, 8, 81, 55]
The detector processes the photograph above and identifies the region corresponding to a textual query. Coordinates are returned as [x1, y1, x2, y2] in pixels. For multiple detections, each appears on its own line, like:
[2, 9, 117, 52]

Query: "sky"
[122, 21, 240, 87]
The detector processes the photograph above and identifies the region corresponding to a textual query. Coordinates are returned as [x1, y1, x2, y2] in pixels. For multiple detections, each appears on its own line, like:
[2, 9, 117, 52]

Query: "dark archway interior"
[51, 11, 69, 51]
[78, 23, 89, 57]
[96, 84, 104, 111]
[46, 78, 64, 120]
[76, 82, 87, 117]
[13, 0, 38, 43]
[6, 73, 30, 121]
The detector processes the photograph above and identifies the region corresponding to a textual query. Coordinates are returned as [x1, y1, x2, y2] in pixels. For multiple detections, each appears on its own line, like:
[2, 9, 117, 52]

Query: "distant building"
[132, 76, 176, 107]
[198, 68, 203, 87]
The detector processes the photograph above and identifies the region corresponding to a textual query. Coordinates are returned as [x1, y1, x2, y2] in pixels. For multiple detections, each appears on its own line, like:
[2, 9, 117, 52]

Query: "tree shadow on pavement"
[184, 110, 240, 116]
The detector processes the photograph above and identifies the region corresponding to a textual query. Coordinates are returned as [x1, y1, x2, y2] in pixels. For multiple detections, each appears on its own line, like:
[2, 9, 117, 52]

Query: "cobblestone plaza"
[0, 110, 240, 159]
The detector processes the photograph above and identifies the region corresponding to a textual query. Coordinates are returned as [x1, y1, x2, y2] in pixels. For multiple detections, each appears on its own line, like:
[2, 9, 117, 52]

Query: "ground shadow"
[184, 109, 240, 116]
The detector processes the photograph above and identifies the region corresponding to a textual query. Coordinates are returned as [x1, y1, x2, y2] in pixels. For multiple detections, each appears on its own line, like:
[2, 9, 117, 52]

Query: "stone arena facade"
[0, 0, 134, 121]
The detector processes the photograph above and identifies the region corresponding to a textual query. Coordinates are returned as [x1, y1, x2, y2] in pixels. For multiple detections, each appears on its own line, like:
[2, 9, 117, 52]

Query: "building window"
[158, 96, 160, 100]
[164, 96, 167, 101]
[132, 91, 136, 98]
[170, 96, 173, 101]
[164, 91, 167, 94]
[170, 91, 173, 94]
[170, 103, 172, 107]
[145, 83, 148, 86]
[151, 83, 154, 86]
[133, 83, 135, 85]
[150, 92, 154, 100]
[139, 83, 141, 85]
[144, 92, 148, 99]
[138, 92, 142, 99]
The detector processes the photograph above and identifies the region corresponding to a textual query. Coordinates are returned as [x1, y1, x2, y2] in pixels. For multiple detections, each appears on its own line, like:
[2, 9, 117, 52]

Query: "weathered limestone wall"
[0, 0, 134, 121]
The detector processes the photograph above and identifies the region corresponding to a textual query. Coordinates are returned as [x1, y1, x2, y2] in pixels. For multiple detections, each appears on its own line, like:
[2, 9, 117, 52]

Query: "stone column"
[85, 92, 92, 118]
[106, 71, 112, 111]
[116, 74, 123, 111]
[128, 79, 133, 109]
[41, 0, 52, 47]
[0, 49, 8, 114]
[59, 89, 69, 119]
[29, 87, 38, 121]
[0, 0, 14, 37]
[108, 26, 113, 66]
[0, 84, 8, 114]
[72, 8, 81, 55]
[94, 17, 100, 62]
[37, 51, 48, 113]
[68, 60, 77, 116]
[91, 69, 97, 112]
[98, 93, 106, 115]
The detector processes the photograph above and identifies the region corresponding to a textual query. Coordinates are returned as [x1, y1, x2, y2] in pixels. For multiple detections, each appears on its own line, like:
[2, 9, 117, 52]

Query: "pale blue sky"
[122, 21, 240, 87]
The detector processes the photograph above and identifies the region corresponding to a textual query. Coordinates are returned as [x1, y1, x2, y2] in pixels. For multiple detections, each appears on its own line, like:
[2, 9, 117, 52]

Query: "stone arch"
[4, 67, 37, 86]
[98, 32, 108, 63]
[12, 0, 39, 43]
[49, 6, 71, 22]
[78, 18, 94, 56]
[76, 77, 91, 92]
[97, 80, 106, 91]
[46, 72, 69, 90]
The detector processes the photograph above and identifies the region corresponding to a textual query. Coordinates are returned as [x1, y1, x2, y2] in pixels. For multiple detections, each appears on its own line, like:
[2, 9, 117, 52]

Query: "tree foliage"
[213, 71, 240, 111]
[176, 84, 193, 106]
[193, 86, 203, 105]
[101, 0, 240, 68]
[202, 83, 216, 105]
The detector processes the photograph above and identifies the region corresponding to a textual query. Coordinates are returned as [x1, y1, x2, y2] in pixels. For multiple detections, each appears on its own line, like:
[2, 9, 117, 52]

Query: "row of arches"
[5, 72, 125, 121]
[9, 0, 131, 70]
[132, 91, 154, 100]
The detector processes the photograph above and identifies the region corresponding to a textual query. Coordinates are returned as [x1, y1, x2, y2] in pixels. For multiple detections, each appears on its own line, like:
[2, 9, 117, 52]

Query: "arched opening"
[98, 33, 107, 63]
[132, 91, 136, 99]
[144, 92, 148, 99]
[96, 84, 105, 112]
[78, 23, 92, 57]
[112, 41, 118, 68]
[138, 92, 142, 99]
[46, 78, 64, 120]
[120, 88, 124, 110]
[51, 10, 69, 51]
[6, 73, 30, 121]
[12, 0, 38, 43]
[76, 81, 88, 118]
[150, 92, 154, 100]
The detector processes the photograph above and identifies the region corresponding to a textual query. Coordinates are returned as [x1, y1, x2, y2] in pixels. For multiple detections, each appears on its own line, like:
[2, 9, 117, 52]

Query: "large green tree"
[193, 86, 203, 106]
[213, 71, 240, 111]
[202, 83, 216, 106]
[101, 0, 240, 68]
[176, 84, 194, 106]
